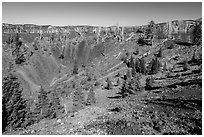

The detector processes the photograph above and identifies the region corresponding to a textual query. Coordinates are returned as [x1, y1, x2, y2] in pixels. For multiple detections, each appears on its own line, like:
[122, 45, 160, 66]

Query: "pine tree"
[135, 58, 141, 73]
[23, 100, 35, 127]
[129, 55, 135, 68]
[73, 61, 78, 75]
[121, 80, 129, 98]
[140, 57, 146, 75]
[86, 85, 96, 105]
[192, 21, 202, 45]
[145, 20, 155, 39]
[131, 74, 142, 92]
[72, 77, 85, 112]
[34, 87, 50, 121]
[149, 56, 160, 74]
[163, 62, 168, 72]
[131, 66, 136, 77]
[72, 86, 85, 112]
[49, 89, 64, 119]
[2, 74, 27, 132]
[120, 73, 142, 97]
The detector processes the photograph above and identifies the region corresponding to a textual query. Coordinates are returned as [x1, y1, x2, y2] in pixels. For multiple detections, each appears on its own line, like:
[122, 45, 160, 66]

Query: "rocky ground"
[2, 31, 202, 135]
[4, 48, 202, 135]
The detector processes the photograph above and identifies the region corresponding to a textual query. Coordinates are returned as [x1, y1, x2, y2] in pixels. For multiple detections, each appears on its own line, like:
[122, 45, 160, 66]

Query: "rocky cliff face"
[154, 19, 201, 43]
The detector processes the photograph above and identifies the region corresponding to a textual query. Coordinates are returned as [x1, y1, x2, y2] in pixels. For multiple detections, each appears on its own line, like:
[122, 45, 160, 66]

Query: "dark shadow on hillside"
[145, 86, 163, 91]
[143, 98, 202, 110]
[177, 60, 202, 67]
[107, 95, 122, 99]
[167, 78, 202, 88]
[107, 91, 124, 99]
[174, 41, 194, 46]
[192, 69, 202, 74]
[172, 69, 186, 73]
[188, 60, 202, 66]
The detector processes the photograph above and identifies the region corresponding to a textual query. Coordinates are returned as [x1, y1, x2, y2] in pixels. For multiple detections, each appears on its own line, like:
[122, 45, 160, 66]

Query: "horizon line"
[2, 17, 201, 27]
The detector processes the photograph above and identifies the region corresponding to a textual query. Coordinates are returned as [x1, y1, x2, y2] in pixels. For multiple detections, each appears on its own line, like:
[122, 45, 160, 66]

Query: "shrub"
[115, 72, 120, 77]
[166, 40, 174, 49]
[183, 59, 189, 71]
[157, 48, 162, 58]
[94, 81, 101, 87]
[191, 50, 197, 63]
[137, 37, 149, 45]
[106, 77, 113, 90]
[134, 48, 139, 55]
[126, 69, 132, 78]
[116, 78, 121, 86]
[145, 76, 154, 90]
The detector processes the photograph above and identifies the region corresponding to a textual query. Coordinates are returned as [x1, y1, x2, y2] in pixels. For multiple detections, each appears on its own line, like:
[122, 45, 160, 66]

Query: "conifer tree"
[34, 87, 50, 121]
[129, 55, 135, 68]
[131, 74, 142, 92]
[121, 80, 129, 98]
[192, 21, 202, 45]
[163, 62, 168, 72]
[149, 56, 160, 74]
[135, 58, 141, 73]
[2, 74, 27, 132]
[140, 57, 146, 75]
[131, 66, 136, 77]
[121, 73, 142, 96]
[73, 61, 78, 75]
[49, 89, 64, 118]
[72, 79, 85, 112]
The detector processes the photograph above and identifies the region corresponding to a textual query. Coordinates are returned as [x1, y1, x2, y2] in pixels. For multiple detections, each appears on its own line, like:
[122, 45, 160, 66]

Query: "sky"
[2, 2, 202, 26]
